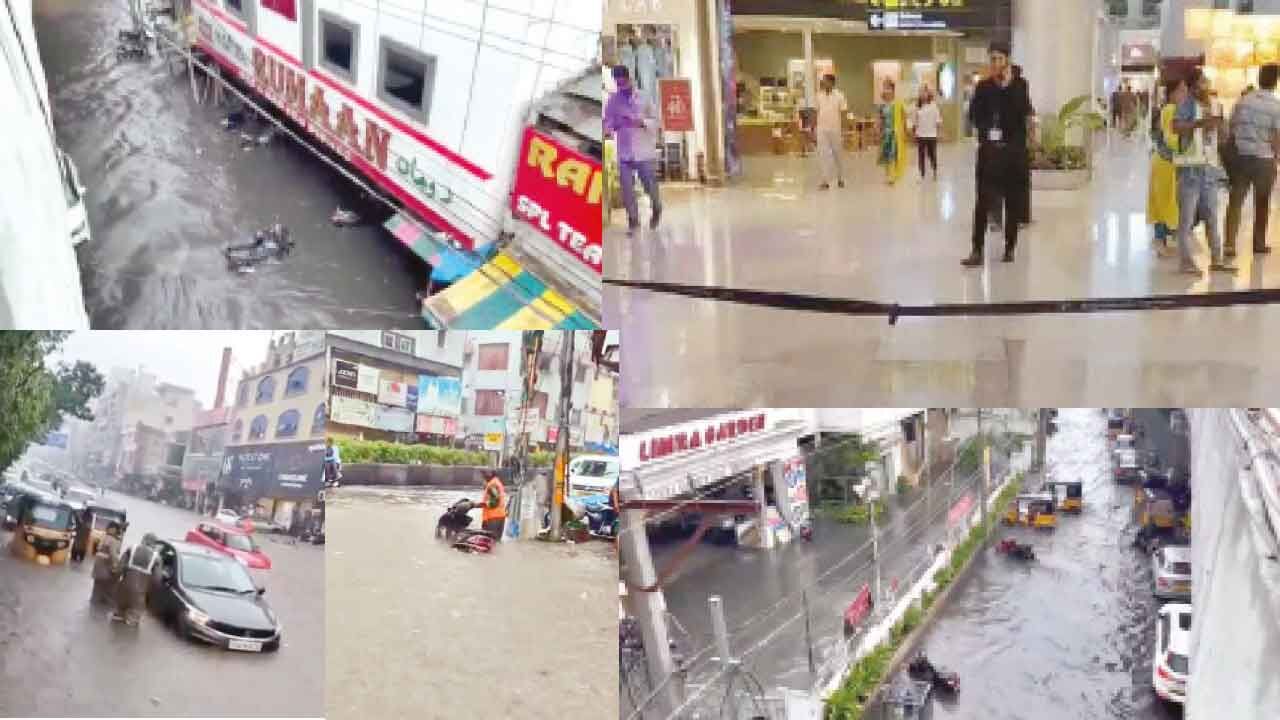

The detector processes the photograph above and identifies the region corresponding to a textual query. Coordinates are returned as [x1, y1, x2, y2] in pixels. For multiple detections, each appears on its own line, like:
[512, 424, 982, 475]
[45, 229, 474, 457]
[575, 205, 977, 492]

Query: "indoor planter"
[1030, 95, 1106, 190]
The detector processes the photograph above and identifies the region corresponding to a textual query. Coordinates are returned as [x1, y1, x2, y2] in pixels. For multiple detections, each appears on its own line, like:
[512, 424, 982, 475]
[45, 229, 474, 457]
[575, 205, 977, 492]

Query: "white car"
[1152, 603, 1191, 704]
[1152, 545, 1192, 601]
[215, 509, 241, 526]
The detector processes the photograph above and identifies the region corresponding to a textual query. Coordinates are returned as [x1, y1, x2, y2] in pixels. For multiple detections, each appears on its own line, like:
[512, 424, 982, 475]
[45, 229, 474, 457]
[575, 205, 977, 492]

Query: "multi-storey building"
[81, 367, 201, 485]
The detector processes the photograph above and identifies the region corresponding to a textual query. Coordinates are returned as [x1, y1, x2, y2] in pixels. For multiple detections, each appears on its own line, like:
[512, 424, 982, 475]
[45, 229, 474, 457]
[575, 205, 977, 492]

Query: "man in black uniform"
[963, 42, 1035, 266]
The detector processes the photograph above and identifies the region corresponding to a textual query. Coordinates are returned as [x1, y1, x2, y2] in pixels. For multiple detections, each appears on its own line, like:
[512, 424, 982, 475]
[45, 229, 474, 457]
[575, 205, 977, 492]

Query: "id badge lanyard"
[989, 106, 1003, 143]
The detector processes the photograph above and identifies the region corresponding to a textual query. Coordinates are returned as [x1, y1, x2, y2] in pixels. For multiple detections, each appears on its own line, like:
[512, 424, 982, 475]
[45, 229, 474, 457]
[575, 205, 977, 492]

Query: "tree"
[0, 332, 104, 473]
[816, 433, 881, 502]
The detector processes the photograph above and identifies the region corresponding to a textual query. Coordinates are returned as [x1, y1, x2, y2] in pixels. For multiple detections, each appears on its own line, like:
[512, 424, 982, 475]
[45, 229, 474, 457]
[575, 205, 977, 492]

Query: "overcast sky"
[55, 331, 277, 409]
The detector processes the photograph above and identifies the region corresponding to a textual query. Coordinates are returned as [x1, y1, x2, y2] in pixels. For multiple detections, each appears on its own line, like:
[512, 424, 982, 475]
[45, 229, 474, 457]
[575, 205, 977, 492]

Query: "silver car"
[1152, 545, 1192, 600]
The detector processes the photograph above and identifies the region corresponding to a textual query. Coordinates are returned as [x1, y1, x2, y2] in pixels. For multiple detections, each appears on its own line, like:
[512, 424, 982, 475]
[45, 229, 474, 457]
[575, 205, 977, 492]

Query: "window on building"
[382, 332, 396, 349]
[474, 389, 505, 416]
[312, 403, 327, 435]
[276, 409, 301, 438]
[478, 343, 509, 371]
[231, 419, 243, 443]
[237, 381, 249, 407]
[256, 376, 276, 404]
[378, 38, 437, 123]
[226, 0, 243, 12]
[319, 11, 358, 83]
[285, 366, 310, 397]
[381, 331, 414, 354]
[249, 415, 268, 440]
[261, 0, 296, 21]
[225, 0, 255, 33]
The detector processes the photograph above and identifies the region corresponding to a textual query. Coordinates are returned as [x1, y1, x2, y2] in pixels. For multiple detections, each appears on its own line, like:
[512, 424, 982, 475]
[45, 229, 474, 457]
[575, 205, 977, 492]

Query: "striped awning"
[383, 212, 479, 284]
[421, 253, 599, 329]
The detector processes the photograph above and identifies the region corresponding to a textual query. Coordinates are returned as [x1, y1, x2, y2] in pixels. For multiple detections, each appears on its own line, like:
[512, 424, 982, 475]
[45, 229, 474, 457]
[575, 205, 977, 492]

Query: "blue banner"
[406, 384, 419, 412]
[417, 375, 462, 417]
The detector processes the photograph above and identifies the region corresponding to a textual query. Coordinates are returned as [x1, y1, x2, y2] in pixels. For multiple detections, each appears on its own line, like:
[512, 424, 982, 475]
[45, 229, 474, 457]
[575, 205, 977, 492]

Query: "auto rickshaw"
[1003, 493, 1057, 528]
[7, 491, 77, 565]
[1135, 488, 1177, 530]
[1047, 480, 1083, 513]
[86, 499, 128, 556]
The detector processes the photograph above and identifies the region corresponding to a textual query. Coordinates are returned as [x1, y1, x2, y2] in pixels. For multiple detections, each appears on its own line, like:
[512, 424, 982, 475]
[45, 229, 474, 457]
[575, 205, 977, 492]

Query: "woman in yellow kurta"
[1147, 81, 1183, 258]
[877, 79, 910, 185]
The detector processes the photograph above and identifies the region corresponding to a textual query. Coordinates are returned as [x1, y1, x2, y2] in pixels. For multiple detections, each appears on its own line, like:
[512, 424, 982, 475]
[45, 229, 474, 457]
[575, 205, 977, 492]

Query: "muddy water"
[33, 0, 423, 328]
[879, 409, 1182, 720]
[325, 486, 618, 720]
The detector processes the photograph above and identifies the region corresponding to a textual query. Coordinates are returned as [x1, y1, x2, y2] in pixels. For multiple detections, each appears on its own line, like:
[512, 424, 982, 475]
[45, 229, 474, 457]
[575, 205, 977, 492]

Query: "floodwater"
[33, 0, 423, 328]
[325, 486, 618, 720]
[879, 408, 1184, 720]
[0, 491, 324, 717]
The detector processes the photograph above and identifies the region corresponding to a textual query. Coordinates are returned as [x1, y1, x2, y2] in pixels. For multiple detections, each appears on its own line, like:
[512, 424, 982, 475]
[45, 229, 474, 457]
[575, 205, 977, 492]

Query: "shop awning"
[421, 253, 599, 329]
[384, 212, 479, 284]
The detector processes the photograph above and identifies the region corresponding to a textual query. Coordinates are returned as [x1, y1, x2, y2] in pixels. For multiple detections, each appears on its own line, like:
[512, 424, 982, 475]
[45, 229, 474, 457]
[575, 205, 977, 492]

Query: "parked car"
[186, 522, 272, 571]
[1115, 449, 1142, 483]
[1152, 603, 1191, 704]
[1152, 545, 1192, 601]
[146, 539, 281, 652]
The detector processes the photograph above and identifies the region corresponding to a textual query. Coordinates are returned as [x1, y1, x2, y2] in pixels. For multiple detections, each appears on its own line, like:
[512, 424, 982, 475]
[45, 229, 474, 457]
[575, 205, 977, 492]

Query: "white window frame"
[224, 0, 256, 35]
[318, 10, 359, 85]
[377, 36, 437, 124]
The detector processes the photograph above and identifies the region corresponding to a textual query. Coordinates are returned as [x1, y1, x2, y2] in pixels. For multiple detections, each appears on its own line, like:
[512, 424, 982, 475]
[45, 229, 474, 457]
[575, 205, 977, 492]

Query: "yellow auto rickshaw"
[86, 499, 128, 556]
[1047, 481, 1083, 513]
[7, 491, 77, 565]
[1004, 493, 1057, 529]
[1135, 488, 1176, 530]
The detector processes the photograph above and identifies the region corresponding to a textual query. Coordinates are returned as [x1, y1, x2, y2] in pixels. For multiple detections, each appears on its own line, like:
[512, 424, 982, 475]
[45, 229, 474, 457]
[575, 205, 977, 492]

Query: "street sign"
[483, 432, 504, 451]
[868, 10, 951, 30]
[659, 78, 694, 131]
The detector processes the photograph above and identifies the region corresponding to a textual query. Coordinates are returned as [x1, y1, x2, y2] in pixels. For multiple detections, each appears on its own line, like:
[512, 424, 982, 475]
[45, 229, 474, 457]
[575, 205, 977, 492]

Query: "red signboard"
[261, 0, 297, 21]
[637, 413, 768, 463]
[843, 584, 872, 631]
[510, 128, 602, 275]
[659, 78, 694, 132]
[947, 494, 974, 527]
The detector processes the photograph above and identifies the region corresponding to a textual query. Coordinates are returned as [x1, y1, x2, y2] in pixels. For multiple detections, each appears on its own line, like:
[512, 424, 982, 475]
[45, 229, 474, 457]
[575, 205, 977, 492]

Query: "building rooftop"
[621, 409, 739, 436]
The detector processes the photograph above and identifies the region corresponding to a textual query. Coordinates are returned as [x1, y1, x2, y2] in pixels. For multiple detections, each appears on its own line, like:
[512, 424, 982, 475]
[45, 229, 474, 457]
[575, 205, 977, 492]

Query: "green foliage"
[896, 475, 911, 495]
[817, 434, 881, 500]
[819, 499, 887, 525]
[825, 474, 1025, 719]
[1032, 94, 1107, 170]
[335, 438, 489, 466]
[0, 332, 104, 473]
[529, 451, 555, 468]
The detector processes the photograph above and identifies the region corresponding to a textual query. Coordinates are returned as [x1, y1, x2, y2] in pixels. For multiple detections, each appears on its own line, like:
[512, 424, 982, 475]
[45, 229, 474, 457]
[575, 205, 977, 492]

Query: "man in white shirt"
[604, 64, 662, 233]
[913, 87, 942, 179]
[813, 74, 848, 189]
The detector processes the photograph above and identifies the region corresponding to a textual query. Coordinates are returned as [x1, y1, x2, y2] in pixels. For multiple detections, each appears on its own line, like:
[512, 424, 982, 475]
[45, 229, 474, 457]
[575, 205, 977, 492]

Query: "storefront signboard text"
[372, 405, 415, 433]
[330, 395, 376, 428]
[378, 379, 409, 407]
[356, 364, 380, 395]
[634, 412, 769, 464]
[659, 78, 694, 131]
[218, 440, 324, 499]
[333, 360, 359, 389]
[511, 128, 603, 274]
[484, 432, 504, 451]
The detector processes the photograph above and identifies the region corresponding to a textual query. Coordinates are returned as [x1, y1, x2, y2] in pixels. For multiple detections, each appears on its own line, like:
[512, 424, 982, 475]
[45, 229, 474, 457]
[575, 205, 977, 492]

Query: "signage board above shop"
[510, 128, 602, 275]
[623, 411, 774, 469]
[730, 0, 1012, 32]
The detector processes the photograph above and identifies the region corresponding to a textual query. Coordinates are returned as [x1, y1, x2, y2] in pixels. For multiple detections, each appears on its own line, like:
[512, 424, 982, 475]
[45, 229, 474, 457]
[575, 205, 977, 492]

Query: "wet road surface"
[0, 491, 323, 717]
[325, 485, 617, 720]
[884, 409, 1182, 720]
[34, 0, 423, 328]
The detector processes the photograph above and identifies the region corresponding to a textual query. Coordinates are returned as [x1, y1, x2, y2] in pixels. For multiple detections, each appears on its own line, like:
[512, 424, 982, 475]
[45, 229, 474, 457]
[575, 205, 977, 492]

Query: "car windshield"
[1170, 561, 1192, 575]
[574, 460, 612, 477]
[224, 533, 256, 552]
[180, 553, 257, 593]
[1167, 652, 1189, 674]
[92, 512, 124, 530]
[27, 502, 72, 530]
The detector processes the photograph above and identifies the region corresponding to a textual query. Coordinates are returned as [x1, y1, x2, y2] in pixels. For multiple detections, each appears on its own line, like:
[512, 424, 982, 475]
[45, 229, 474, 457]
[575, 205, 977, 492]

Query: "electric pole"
[620, 507, 683, 717]
[977, 408, 987, 528]
[549, 332, 575, 542]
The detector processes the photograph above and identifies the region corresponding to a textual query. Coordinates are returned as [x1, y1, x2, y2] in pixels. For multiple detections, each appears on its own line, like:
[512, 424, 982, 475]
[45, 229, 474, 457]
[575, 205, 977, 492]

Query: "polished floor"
[608, 133, 1280, 407]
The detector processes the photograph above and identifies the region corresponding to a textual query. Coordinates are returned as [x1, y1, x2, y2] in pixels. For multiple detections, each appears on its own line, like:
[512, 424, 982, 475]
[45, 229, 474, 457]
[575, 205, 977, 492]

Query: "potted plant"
[1030, 95, 1107, 190]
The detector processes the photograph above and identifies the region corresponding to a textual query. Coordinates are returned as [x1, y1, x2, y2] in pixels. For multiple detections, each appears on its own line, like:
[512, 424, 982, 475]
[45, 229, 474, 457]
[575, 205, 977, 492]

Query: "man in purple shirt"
[604, 65, 662, 234]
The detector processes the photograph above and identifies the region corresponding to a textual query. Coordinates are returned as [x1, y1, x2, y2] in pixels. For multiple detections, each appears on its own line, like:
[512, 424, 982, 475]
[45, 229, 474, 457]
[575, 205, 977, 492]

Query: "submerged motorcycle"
[995, 537, 1036, 561]
[907, 651, 960, 695]
[436, 499, 495, 554]
[225, 223, 294, 271]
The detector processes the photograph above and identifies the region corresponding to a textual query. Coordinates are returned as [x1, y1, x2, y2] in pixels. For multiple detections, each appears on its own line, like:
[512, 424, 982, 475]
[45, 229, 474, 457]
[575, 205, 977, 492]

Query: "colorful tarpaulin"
[384, 212, 480, 285]
[421, 253, 598, 329]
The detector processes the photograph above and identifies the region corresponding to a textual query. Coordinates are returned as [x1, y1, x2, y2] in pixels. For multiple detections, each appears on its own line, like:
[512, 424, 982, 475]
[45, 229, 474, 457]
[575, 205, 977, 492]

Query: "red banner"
[659, 78, 694, 131]
[510, 128, 602, 275]
[947, 494, 974, 527]
[843, 584, 872, 630]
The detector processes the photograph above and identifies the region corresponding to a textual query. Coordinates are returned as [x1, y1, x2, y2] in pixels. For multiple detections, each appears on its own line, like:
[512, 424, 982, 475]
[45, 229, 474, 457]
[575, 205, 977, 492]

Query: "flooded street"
[33, 0, 422, 328]
[893, 409, 1183, 720]
[325, 486, 617, 720]
[0, 491, 324, 717]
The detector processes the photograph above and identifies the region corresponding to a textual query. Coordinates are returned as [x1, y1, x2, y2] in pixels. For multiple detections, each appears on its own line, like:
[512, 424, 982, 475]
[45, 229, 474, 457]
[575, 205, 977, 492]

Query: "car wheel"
[264, 636, 281, 653]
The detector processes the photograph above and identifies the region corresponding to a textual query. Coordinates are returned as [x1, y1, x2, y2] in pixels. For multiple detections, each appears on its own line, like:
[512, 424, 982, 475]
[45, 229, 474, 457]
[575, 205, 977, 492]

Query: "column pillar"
[803, 27, 815, 108]
[696, 0, 726, 184]
[1013, 0, 1101, 117]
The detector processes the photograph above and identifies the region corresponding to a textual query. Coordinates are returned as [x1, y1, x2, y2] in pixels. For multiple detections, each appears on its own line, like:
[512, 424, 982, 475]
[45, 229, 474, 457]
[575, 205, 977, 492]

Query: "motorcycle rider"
[324, 437, 342, 488]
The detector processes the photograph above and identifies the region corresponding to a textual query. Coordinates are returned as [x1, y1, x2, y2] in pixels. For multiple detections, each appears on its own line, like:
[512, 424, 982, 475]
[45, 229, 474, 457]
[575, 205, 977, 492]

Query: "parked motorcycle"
[995, 537, 1036, 561]
[436, 499, 495, 554]
[907, 651, 960, 695]
[584, 506, 618, 540]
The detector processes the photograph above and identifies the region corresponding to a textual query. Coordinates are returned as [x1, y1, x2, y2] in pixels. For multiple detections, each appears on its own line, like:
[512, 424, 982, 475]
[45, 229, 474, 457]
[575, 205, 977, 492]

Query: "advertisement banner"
[330, 395, 376, 428]
[356, 364, 380, 395]
[181, 454, 223, 492]
[373, 405, 415, 433]
[415, 415, 460, 435]
[659, 78, 694, 131]
[783, 456, 810, 524]
[418, 375, 463, 417]
[510, 128, 602, 275]
[333, 359, 359, 389]
[406, 384, 419, 412]
[484, 432, 504, 451]
[219, 440, 325, 499]
[378, 379, 409, 407]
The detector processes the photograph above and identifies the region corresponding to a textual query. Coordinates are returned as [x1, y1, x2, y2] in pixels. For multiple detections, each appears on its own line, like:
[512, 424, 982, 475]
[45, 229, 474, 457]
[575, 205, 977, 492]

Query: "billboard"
[510, 128, 602, 274]
[418, 375, 462, 417]
[182, 454, 223, 492]
[378, 379, 410, 407]
[372, 405, 415, 433]
[330, 395, 376, 427]
[219, 440, 325, 500]
[333, 360, 359, 389]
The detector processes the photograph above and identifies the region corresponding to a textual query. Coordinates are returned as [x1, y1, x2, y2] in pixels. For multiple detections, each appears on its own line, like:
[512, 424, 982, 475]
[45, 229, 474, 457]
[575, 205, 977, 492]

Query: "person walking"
[1148, 78, 1182, 259]
[913, 86, 942, 180]
[477, 471, 508, 539]
[1224, 63, 1280, 258]
[813, 73, 848, 189]
[877, 78, 910, 185]
[604, 64, 662, 235]
[963, 42, 1035, 266]
[90, 522, 123, 606]
[1111, 86, 1122, 129]
[114, 533, 160, 626]
[1171, 71, 1235, 275]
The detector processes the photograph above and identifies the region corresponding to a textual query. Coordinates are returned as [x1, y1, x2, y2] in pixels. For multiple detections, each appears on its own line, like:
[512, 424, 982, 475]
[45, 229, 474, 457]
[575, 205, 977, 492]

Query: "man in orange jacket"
[478, 472, 508, 539]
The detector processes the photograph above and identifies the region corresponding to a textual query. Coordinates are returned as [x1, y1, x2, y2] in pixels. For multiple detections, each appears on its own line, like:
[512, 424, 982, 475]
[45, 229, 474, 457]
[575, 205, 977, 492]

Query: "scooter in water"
[436, 499, 495, 554]
[995, 537, 1036, 560]
[584, 506, 618, 540]
[907, 651, 960, 695]
[225, 223, 294, 272]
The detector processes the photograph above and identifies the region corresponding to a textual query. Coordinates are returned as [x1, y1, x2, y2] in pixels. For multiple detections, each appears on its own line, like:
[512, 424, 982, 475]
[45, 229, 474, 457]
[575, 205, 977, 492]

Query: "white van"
[568, 455, 619, 498]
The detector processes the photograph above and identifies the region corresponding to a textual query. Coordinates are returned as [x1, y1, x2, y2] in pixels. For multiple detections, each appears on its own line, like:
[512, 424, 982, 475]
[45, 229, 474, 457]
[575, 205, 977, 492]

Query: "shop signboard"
[333, 360, 359, 389]
[378, 379, 409, 407]
[783, 456, 810, 523]
[372, 405, 415, 433]
[867, 10, 950, 31]
[948, 493, 975, 527]
[415, 415, 459, 435]
[547, 426, 559, 444]
[731, 0, 1012, 31]
[330, 395, 376, 428]
[356, 364, 380, 395]
[659, 78, 694, 131]
[219, 440, 324, 500]
[405, 384, 419, 412]
[484, 432, 504, 451]
[418, 375, 463, 417]
[626, 411, 770, 466]
[510, 127, 603, 275]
